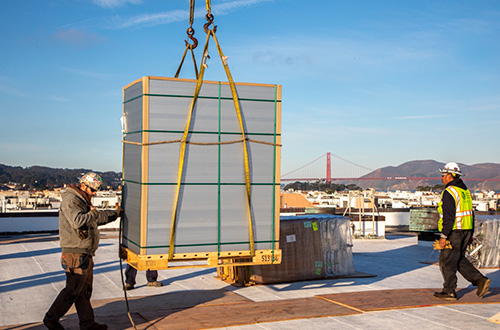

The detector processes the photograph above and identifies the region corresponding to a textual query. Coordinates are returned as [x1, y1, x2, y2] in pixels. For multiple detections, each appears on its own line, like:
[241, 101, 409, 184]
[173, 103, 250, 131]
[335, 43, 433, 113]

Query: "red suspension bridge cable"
[330, 153, 373, 172]
[282, 152, 373, 178]
[281, 153, 326, 177]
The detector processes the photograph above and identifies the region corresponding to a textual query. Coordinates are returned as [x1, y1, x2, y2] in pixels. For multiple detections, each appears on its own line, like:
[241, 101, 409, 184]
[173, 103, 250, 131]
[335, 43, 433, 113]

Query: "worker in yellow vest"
[434, 162, 491, 300]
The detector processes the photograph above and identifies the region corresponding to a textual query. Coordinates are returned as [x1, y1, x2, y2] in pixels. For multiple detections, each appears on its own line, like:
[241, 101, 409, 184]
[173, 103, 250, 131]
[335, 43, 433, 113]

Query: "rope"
[119, 208, 137, 329]
[119, 258, 137, 330]
[122, 139, 182, 146]
[122, 138, 281, 147]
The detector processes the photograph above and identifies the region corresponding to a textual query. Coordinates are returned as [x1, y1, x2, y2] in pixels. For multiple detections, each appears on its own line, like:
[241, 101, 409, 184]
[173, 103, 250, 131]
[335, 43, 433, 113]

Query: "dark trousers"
[125, 264, 158, 285]
[45, 253, 95, 329]
[439, 230, 484, 294]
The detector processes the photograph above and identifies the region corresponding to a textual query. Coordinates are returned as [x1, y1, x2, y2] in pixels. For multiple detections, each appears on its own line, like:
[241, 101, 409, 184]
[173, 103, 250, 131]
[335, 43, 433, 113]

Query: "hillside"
[358, 160, 500, 191]
[0, 164, 122, 190]
[2, 161, 499, 192]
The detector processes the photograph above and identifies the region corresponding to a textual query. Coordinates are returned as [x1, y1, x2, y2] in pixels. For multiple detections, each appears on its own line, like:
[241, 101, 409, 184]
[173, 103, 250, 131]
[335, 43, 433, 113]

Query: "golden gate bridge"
[280, 153, 500, 182]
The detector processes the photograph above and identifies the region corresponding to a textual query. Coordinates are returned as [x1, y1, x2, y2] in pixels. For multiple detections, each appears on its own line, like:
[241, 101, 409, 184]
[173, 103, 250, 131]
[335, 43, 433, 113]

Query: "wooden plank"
[488, 311, 500, 325]
[136, 297, 360, 330]
[318, 287, 500, 311]
[4, 288, 499, 330]
[140, 76, 150, 256]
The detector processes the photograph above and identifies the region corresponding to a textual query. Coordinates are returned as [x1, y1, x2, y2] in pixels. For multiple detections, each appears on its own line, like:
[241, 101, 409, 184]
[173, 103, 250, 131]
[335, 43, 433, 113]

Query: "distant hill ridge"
[0, 164, 121, 190]
[360, 160, 500, 191]
[2, 161, 499, 191]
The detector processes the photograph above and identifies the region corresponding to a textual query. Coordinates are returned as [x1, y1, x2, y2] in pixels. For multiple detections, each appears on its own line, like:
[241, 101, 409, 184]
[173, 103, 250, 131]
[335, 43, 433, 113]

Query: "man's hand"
[433, 238, 452, 250]
[115, 203, 123, 217]
[439, 237, 446, 249]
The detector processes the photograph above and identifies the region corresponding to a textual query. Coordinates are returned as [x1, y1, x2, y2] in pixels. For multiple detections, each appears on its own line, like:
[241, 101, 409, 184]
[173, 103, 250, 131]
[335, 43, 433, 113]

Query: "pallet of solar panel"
[409, 208, 439, 233]
[250, 214, 355, 284]
[250, 216, 326, 284]
[121, 76, 282, 270]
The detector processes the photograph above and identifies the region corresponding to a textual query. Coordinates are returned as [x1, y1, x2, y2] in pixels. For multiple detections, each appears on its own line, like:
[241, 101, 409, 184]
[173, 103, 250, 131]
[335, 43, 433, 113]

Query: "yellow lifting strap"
[168, 31, 211, 260]
[168, 5, 256, 260]
[174, 39, 198, 79]
[175, 0, 199, 79]
[209, 29, 256, 256]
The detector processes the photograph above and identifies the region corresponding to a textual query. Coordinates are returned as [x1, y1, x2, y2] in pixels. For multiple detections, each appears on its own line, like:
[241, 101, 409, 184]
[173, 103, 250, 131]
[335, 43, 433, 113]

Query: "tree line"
[416, 184, 445, 192]
[283, 181, 361, 193]
[0, 164, 122, 190]
[283, 181, 445, 193]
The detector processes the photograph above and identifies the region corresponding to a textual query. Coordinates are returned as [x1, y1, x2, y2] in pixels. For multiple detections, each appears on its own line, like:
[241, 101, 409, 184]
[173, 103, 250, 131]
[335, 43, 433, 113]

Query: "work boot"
[477, 277, 491, 297]
[43, 315, 65, 330]
[433, 291, 457, 301]
[86, 322, 108, 330]
[124, 283, 134, 290]
[147, 281, 163, 287]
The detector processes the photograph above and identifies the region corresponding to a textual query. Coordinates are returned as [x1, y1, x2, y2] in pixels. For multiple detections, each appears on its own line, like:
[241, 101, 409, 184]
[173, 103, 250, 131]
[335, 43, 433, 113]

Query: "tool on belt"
[78, 225, 89, 239]
[433, 239, 452, 250]
[61, 254, 90, 273]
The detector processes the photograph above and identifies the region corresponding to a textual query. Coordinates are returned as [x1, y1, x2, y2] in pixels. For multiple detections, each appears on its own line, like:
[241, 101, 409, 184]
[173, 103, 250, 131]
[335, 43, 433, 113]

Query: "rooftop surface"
[1, 233, 499, 329]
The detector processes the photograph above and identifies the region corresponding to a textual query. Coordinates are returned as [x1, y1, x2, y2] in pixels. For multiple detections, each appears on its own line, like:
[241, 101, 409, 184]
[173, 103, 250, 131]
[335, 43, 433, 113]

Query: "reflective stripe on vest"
[438, 186, 473, 231]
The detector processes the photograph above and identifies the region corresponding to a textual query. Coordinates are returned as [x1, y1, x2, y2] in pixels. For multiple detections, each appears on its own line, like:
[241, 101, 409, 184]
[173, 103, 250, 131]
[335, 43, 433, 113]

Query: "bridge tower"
[326, 152, 331, 183]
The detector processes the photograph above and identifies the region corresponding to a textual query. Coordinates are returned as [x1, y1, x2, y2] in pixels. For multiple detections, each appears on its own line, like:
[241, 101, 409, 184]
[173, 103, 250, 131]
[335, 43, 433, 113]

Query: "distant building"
[0, 188, 121, 212]
[280, 192, 313, 208]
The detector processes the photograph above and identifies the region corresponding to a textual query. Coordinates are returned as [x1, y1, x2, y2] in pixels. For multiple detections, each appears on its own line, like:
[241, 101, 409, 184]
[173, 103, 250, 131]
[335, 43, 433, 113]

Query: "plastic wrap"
[474, 215, 500, 268]
[320, 218, 355, 276]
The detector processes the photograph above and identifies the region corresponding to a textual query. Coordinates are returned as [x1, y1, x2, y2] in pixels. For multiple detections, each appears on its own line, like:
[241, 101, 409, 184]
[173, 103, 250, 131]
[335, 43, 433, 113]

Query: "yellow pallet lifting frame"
[120, 246, 281, 271]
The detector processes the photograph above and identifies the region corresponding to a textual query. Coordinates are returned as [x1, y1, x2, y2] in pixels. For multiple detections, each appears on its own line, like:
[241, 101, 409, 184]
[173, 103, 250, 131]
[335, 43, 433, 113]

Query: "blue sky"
[1, 0, 500, 176]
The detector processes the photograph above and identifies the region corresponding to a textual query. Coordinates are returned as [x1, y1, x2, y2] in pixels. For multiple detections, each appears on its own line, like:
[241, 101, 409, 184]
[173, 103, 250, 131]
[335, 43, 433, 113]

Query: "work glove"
[433, 239, 452, 250]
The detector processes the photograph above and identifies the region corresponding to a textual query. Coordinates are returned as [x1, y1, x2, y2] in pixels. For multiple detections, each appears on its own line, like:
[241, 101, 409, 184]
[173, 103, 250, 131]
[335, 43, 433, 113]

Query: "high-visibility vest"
[437, 186, 473, 231]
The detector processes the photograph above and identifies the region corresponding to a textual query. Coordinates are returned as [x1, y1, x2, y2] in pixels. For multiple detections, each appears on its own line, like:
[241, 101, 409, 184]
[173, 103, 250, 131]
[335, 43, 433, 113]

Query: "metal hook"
[203, 13, 217, 34]
[185, 27, 198, 49]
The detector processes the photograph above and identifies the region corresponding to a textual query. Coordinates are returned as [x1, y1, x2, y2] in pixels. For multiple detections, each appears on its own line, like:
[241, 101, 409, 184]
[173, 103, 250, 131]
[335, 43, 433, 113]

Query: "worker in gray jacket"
[43, 172, 119, 330]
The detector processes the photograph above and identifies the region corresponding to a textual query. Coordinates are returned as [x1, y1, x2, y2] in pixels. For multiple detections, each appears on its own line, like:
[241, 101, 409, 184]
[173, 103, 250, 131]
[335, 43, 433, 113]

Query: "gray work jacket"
[59, 186, 117, 256]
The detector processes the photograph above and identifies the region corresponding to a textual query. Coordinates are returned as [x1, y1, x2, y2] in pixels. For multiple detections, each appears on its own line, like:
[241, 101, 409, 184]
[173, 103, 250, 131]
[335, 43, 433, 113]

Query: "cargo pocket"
[61, 255, 69, 271]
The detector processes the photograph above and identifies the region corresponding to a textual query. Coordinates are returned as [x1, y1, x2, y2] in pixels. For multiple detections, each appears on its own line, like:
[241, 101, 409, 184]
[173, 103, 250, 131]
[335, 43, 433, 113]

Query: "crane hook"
[185, 27, 198, 49]
[203, 13, 217, 34]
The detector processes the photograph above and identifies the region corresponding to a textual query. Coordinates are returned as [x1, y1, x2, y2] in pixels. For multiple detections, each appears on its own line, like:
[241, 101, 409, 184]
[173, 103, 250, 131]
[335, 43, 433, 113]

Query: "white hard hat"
[439, 162, 462, 176]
